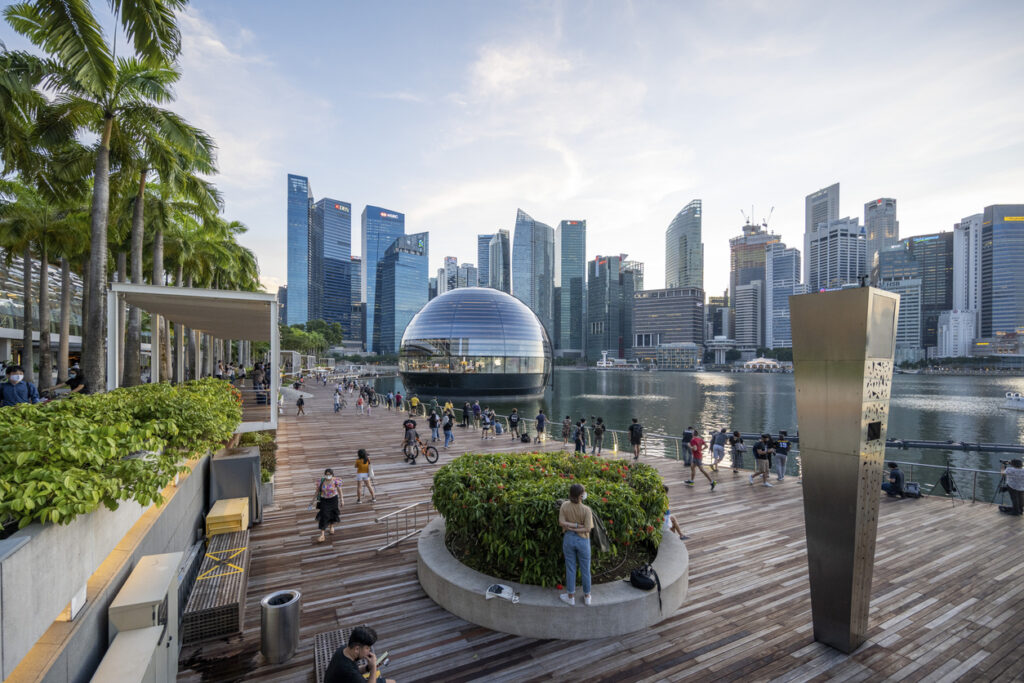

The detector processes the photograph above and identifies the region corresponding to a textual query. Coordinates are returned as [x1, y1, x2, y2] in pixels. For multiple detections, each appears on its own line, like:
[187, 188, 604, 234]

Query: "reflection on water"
[381, 369, 1024, 473]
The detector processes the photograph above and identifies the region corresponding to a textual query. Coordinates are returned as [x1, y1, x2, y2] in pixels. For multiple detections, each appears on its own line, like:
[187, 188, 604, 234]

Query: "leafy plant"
[0, 378, 242, 530]
[239, 429, 277, 475]
[433, 452, 668, 587]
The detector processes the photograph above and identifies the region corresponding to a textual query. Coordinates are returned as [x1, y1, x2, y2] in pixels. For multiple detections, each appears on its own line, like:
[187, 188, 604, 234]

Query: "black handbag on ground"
[630, 563, 662, 612]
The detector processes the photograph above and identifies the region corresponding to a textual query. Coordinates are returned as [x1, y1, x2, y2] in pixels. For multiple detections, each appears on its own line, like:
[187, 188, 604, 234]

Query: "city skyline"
[4, 2, 1017, 299]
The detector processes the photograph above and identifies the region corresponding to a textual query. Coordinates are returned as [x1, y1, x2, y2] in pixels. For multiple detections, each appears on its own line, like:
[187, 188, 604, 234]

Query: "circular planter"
[416, 517, 688, 640]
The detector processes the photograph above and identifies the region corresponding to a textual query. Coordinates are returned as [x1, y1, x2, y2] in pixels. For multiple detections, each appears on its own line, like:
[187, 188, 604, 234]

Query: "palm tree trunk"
[21, 248, 34, 383]
[58, 257, 71, 381]
[123, 170, 147, 386]
[82, 115, 114, 394]
[152, 225, 171, 380]
[81, 260, 90, 350]
[38, 243, 52, 390]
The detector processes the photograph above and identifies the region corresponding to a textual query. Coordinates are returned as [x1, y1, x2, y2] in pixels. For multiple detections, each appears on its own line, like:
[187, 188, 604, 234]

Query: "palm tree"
[5, 0, 188, 393]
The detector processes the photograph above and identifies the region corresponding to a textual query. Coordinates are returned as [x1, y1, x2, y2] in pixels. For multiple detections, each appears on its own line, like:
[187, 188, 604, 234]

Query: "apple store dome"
[398, 287, 552, 399]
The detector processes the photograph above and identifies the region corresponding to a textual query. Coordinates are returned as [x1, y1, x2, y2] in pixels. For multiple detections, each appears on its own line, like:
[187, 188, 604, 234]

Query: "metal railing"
[888, 460, 1005, 504]
[374, 500, 434, 552]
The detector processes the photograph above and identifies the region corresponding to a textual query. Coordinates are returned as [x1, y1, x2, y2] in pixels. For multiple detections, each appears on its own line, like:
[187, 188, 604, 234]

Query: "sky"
[4, 0, 1024, 297]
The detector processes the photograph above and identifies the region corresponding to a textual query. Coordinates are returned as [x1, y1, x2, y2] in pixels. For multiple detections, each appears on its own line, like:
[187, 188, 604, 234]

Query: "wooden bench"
[314, 627, 353, 683]
[181, 530, 251, 643]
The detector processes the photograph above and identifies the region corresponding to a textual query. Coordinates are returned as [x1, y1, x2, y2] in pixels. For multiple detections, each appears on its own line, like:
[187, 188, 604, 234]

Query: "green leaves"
[0, 378, 242, 529]
[433, 452, 669, 588]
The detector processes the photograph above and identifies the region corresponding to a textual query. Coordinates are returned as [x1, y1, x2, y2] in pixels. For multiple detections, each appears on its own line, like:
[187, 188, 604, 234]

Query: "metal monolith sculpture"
[789, 287, 899, 653]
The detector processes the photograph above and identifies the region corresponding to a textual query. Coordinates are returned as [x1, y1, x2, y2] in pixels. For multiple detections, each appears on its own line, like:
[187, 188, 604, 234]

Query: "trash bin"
[261, 589, 301, 664]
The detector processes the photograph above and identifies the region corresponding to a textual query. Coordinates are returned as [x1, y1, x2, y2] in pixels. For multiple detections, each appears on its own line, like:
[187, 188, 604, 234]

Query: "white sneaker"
[763, 482, 774, 487]
[583, 595, 592, 606]
[748, 475, 754, 485]
[559, 593, 575, 606]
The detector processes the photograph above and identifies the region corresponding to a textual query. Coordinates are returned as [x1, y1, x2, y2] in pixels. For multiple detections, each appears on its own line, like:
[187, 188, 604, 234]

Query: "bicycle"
[403, 435, 439, 464]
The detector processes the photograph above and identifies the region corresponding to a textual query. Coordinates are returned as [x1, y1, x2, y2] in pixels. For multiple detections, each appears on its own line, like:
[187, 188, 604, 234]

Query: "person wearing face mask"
[49, 367, 89, 395]
[1, 365, 41, 406]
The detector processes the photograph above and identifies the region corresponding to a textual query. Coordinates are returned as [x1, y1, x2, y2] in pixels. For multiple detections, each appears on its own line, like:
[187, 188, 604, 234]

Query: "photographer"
[999, 459, 1024, 517]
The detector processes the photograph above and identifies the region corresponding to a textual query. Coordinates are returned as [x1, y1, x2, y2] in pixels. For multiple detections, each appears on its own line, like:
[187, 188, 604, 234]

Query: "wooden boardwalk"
[177, 384, 1024, 682]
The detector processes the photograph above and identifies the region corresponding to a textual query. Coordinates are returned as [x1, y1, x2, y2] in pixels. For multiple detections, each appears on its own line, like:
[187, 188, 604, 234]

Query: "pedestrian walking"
[729, 431, 746, 472]
[628, 418, 643, 460]
[357, 395, 364, 415]
[312, 468, 344, 543]
[429, 410, 440, 442]
[296, 395, 306, 416]
[592, 418, 606, 454]
[749, 434, 775, 487]
[774, 430, 791, 481]
[354, 449, 377, 503]
[711, 428, 729, 471]
[684, 430, 716, 490]
[559, 483, 593, 606]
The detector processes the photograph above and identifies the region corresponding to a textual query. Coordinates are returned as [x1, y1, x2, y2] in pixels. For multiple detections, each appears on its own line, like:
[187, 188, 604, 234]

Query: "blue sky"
[5, 0, 1024, 296]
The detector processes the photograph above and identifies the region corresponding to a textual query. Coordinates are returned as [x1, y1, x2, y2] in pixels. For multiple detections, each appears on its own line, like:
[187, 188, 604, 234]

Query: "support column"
[790, 287, 899, 653]
[106, 291, 120, 392]
[193, 330, 201, 380]
[175, 323, 185, 383]
[151, 314, 160, 383]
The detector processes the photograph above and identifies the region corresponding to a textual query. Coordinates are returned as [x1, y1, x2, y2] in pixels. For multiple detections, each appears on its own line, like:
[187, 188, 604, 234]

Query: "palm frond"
[107, 0, 187, 66]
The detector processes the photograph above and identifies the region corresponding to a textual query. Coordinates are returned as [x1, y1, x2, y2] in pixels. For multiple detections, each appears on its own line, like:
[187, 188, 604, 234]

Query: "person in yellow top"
[353, 449, 377, 503]
[443, 400, 454, 414]
[409, 395, 420, 415]
[558, 483, 594, 606]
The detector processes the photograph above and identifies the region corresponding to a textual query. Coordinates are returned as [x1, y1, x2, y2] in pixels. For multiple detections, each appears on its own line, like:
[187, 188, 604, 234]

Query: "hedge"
[432, 452, 668, 587]
[0, 379, 242, 530]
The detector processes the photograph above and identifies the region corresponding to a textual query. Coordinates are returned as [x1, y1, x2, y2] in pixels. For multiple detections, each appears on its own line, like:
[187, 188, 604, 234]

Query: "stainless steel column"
[790, 287, 899, 653]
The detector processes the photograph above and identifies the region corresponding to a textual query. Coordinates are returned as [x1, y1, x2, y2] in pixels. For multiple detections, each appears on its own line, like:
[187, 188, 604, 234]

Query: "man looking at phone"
[324, 625, 396, 683]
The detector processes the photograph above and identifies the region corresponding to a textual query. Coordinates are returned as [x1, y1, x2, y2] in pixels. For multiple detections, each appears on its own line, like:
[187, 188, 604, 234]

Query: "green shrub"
[0, 379, 242, 530]
[433, 452, 668, 587]
[239, 429, 278, 475]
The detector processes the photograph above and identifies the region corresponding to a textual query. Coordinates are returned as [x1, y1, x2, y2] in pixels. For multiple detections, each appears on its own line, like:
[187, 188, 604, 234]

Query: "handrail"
[374, 500, 434, 552]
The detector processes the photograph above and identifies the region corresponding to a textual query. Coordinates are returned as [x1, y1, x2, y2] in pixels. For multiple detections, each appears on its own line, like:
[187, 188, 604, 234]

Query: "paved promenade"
[177, 382, 1024, 682]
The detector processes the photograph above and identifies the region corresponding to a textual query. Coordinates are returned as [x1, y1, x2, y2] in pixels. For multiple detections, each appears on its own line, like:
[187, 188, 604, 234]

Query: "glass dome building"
[399, 287, 552, 399]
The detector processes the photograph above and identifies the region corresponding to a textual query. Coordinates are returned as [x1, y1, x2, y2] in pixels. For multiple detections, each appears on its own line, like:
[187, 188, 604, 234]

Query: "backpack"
[521, 433, 531, 443]
[629, 564, 662, 612]
[903, 482, 922, 498]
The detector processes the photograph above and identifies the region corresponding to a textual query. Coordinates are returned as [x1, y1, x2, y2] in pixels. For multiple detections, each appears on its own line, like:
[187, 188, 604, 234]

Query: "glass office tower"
[488, 229, 511, 293]
[375, 232, 428, 354]
[665, 200, 703, 289]
[804, 183, 840, 284]
[764, 242, 801, 349]
[477, 234, 493, 288]
[511, 209, 555, 337]
[362, 205, 405, 352]
[981, 204, 1024, 337]
[556, 220, 587, 356]
[313, 199, 352, 335]
[878, 232, 953, 348]
[286, 174, 313, 326]
[865, 198, 899, 282]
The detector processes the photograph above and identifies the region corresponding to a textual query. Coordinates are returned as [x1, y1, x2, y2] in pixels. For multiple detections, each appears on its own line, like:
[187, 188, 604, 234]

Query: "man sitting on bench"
[881, 462, 905, 498]
[325, 626, 395, 683]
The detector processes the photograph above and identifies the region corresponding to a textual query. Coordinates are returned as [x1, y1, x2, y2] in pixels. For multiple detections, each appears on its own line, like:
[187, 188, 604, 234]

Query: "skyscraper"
[477, 234, 493, 288]
[804, 183, 840, 284]
[313, 198, 352, 335]
[443, 256, 458, 293]
[733, 281, 763, 348]
[277, 285, 287, 325]
[488, 229, 511, 293]
[878, 232, 953, 349]
[879, 277, 923, 362]
[729, 221, 780, 348]
[864, 198, 899, 282]
[953, 214, 983, 315]
[631, 287, 704, 366]
[286, 174, 313, 326]
[511, 209, 555, 336]
[765, 242, 801, 349]
[805, 217, 866, 293]
[586, 255, 639, 362]
[556, 220, 586, 357]
[980, 204, 1024, 337]
[350, 256, 362, 344]
[458, 263, 478, 288]
[665, 200, 703, 289]
[374, 233, 429, 354]
[361, 205, 405, 352]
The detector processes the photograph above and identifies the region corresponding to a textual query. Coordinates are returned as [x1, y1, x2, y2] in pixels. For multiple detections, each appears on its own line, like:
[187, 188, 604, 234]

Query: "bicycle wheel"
[424, 446, 439, 464]
[403, 442, 415, 459]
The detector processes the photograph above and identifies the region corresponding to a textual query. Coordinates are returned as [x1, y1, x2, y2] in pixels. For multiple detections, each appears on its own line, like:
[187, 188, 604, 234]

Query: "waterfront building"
[705, 291, 731, 341]
[765, 243, 801, 349]
[458, 263, 478, 288]
[556, 220, 587, 357]
[937, 310, 976, 358]
[428, 277, 438, 301]
[878, 232, 953, 350]
[865, 198, 899, 282]
[729, 222, 780, 348]
[631, 287, 704, 367]
[350, 256, 363, 345]
[398, 287, 552, 399]
[734, 281, 763, 349]
[879, 277, 924, 363]
[654, 342, 703, 370]
[805, 217, 866, 293]
[665, 200, 703, 289]
[374, 233, 428, 354]
[511, 209, 556, 336]
[953, 213, 983, 327]
[277, 286, 287, 326]
[361, 205, 405, 352]
[313, 199, 352, 334]
[441, 256, 458, 293]
[286, 173, 313, 326]
[980, 204, 1024, 337]
[623, 260, 644, 292]
[476, 234, 492, 288]
[586, 255, 639, 362]
[804, 183, 840, 285]
[488, 230, 511, 293]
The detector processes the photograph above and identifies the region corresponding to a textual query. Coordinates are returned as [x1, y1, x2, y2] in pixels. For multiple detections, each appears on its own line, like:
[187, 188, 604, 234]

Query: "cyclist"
[402, 417, 419, 462]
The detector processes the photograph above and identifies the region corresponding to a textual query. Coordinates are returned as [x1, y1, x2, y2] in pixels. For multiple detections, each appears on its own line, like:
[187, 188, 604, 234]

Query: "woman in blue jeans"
[558, 483, 594, 606]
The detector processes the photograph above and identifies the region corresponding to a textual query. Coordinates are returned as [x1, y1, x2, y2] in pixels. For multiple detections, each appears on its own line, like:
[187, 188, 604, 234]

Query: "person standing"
[575, 417, 588, 453]
[711, 428, 729, 472]
[592, 417, 606, 455]
[685, 431, 716, 489]
[428, 410, 440, 442]
[729, 431, 746, 473]
[462, 401, 472, 428]
[508, 408, 521, 439]
[561, 415, 572, 448]
[628, 418, 643, 460]
[1, 365, 41, 406]
[558, 483, 594, 606]
[999, 459, 1024, 516]
[356, 395, 364, 415]
[774, 430, 791, 481]
[749, 434, 775, 487]
[535, 409, 547, 443]
[442, 409, 454, 448]
[313, 468, 344, 543]
[385, 391, 394, 411]
[353, 449, 377, 503]
[333, 391, 342, 414]
[472, 401, 482, 429]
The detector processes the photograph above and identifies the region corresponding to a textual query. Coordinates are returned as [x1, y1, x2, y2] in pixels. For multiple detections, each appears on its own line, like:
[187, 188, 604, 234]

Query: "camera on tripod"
[1000, 459, 1011, 466]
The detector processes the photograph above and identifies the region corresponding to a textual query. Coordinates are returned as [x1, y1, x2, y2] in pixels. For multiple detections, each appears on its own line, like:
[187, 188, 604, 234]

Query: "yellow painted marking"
[196, 546, 248, 580]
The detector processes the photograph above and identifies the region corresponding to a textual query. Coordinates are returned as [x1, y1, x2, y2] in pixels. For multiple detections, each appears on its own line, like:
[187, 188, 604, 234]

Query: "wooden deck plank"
[177, 382, 1024, 682]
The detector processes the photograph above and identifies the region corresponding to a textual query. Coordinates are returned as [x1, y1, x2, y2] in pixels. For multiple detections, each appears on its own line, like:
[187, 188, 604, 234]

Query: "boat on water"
[595, 351, 644, 371]
[1002, 392, 1024, 411]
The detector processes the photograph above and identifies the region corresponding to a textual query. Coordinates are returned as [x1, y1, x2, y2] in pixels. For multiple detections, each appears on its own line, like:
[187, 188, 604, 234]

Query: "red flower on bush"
[607, 519, 614, 525]
[646, 525, 654, 533]
[601, 497, 608, 502]
[557, 583, 563, 590]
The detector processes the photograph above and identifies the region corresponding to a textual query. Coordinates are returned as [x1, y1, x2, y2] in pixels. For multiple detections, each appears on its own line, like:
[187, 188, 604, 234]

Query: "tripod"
[991, 471, 1008, 507]
[938, 458, 963, 507]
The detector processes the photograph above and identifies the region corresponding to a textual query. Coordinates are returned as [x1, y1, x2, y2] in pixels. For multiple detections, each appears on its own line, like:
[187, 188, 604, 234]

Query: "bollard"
[260, 589, 301, 664]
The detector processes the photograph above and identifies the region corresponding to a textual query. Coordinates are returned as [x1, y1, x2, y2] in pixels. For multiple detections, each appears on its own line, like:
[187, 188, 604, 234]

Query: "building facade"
[980, 204, 1024, 337]
[586, 255, 639, 362]
[665, 200, 703, 289]
[631, 287, 704, 366]
[878, 232, 953, 349]
[488, 229, 511, 293]
[286, 174, 313, 326]
[350, 256, 362, 344]
[864, 198, 899, 282]
[729, 222, 780, 348]
[879, 277, 923, 363]
[937, 310, 976, 358]
[804, 183, 840, 285]
[511, 209, 555, 336]
[374, 233, 428, 354]
[805, 217, 866, 293]
[765, 242, 801, 349]
[705, 291, 731, 340]
[733, 281, 763, 349]
[458, 263, 478, 288]
[476, 234, 492, 288]
[556, 220, 587, 357]
[277, 286, 287, 326]
[361, 206, 405, 352]
[313, 198, 352, 335]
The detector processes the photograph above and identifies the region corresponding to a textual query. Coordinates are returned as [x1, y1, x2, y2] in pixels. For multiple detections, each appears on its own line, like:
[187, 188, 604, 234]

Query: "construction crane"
[762, 206, 774, 229]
